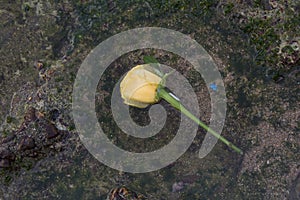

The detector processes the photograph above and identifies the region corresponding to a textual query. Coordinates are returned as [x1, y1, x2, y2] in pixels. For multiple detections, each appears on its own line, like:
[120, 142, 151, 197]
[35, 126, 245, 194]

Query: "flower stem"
[157, 87, 243, 155]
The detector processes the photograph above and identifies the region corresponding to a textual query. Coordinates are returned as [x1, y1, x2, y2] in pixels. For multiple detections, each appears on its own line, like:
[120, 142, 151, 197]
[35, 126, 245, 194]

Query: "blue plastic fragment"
[209, 83, 218, 91]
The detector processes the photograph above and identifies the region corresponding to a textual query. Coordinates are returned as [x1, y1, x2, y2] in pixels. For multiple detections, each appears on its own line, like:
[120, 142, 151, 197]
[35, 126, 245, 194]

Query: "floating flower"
[120, 58, 242, 154]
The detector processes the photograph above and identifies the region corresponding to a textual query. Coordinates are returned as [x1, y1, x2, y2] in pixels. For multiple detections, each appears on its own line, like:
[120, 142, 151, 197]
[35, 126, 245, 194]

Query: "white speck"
[15, 70, 21, 76]
[55, 121, 67, 131]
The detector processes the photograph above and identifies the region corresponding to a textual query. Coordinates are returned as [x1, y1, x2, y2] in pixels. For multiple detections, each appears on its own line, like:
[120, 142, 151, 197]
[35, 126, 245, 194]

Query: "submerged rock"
[44, 122, 59, 139]
[18, 136, 35, 151]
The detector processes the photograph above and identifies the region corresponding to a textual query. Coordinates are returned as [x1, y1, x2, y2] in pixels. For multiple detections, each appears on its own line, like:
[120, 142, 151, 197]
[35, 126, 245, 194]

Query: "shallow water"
[0, 1, 299, 200]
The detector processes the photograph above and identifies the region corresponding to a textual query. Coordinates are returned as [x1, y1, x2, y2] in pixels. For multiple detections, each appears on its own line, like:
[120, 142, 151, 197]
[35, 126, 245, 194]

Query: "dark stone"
[18, 136, 36, 150]
[44, 122, 59, 139]
[49, 108, 60, 121]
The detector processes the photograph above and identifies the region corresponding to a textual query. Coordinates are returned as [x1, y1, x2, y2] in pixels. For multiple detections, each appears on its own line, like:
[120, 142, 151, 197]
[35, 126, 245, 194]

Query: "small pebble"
[44, 122, 59, 139]
[172, 181, 184, 192]
[34, 61, 44, 70]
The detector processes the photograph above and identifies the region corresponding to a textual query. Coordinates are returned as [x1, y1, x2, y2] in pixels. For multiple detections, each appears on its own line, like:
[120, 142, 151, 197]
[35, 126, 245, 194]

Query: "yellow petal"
[130, 83, 159, 103]
[120, 65, 162, 107]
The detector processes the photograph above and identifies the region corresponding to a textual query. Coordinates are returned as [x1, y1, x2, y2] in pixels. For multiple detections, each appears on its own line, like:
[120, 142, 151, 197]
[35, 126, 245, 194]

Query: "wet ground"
[0, 1, 299, 199]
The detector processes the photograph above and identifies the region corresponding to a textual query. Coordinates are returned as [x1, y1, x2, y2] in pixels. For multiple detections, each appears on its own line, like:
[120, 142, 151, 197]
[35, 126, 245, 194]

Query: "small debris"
[34, 61, 44, 70]
[290, 41, 299, 51]
[55, 121, 67, 131]
[209, 83, 218, 91]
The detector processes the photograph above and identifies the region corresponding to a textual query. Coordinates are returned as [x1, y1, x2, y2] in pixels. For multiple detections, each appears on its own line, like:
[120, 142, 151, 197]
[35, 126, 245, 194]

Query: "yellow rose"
[120, 64, 162, 108]
[119, 61, 242, 154]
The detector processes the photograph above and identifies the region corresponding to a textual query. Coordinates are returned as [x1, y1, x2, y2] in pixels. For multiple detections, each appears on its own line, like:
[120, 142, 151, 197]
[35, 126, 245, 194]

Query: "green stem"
[157, 87, 243, 155]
